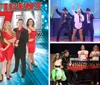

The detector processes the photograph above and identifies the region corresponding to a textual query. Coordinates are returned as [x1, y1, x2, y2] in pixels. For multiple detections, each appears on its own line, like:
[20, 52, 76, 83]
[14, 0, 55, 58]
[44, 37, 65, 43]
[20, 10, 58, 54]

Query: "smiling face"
[28, 20, 34, 26]
[18, 20, 23, 28]
[4, 21, 11, 31]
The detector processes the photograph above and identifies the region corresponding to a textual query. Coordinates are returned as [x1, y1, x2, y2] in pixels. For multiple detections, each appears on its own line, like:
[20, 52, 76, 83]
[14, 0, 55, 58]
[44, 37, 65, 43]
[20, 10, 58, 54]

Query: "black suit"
[81, 10, 94, 41]
[56, 9, 71, 41]
[13, 28, 28, 75]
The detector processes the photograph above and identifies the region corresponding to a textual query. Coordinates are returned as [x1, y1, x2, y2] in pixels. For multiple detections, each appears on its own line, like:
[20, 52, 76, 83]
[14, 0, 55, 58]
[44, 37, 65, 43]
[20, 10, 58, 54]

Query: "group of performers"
[51, 45, 100, 85]
[0, 18, 37, 82]
[54, 4, 94, 42]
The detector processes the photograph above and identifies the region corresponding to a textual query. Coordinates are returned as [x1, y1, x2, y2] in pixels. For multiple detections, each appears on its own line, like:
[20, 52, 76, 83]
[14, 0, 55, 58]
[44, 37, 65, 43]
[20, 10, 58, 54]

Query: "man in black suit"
[54, 5, 71, 41]
[12, 19, 28, 78]
[81, 8, 94, 41]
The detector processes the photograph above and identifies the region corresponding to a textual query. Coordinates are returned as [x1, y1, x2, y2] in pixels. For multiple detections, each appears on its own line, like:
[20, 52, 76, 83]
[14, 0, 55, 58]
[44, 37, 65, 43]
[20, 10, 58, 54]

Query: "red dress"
[0, 43, 5, 62]
[2, 32, 14, 61]
[27, 30, 37, 53]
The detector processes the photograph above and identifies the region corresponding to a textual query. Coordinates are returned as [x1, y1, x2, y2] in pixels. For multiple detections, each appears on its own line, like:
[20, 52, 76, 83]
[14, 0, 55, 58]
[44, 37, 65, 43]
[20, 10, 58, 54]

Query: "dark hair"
[0, 29, 4, 43]
[26, 18, 35, 27]
[18, 18, 23, 22]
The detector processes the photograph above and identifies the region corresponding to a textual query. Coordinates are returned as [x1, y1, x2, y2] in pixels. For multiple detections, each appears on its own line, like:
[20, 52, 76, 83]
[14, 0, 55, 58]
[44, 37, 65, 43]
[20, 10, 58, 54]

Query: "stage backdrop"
[50, 0, 100, 19]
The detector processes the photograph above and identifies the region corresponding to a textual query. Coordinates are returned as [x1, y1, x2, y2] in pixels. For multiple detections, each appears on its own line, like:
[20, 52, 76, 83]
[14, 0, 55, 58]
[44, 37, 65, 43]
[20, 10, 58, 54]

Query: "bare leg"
[79, 29, 83, 41]
[28, 53, 33, 71]
[71, 28, 77, 41]
[6, 59, 12, 78]
[31, 53, 37, 67]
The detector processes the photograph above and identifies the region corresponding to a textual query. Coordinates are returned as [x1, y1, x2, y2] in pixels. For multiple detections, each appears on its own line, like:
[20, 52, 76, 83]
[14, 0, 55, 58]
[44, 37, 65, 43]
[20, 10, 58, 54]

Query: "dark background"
[50, 43, 100, 57]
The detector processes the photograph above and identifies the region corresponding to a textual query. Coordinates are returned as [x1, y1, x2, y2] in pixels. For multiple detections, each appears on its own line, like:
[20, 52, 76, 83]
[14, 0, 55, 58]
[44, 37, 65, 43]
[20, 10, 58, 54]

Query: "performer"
[2, 21, 16, 80]
[90, 45, 100, 59]
[12, 19, 28, 78]
[27, 18, 37, 72]
[90, 45, 100, 85]
[0, 29, 10, 82]
[71, 4, 84, 41]
[81, 8, 94, 41]
[54, 4, 71, 41]
[62, 50, 71, 85]
[51, 53, 66, 85]
[78, 45, 88, 60]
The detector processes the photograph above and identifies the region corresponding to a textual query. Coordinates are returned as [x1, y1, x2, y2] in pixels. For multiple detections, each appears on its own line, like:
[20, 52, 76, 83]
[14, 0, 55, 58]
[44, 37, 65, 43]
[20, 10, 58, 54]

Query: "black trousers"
[83, 23, 94, 41]
[14, 54, 26, 75]
[56, 24, 71, 41]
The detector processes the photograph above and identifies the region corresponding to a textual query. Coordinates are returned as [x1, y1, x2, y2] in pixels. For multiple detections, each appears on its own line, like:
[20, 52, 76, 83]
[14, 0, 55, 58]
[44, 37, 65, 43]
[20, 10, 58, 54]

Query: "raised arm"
[54, 4, 61, 16]
[72, 4, 76, 15]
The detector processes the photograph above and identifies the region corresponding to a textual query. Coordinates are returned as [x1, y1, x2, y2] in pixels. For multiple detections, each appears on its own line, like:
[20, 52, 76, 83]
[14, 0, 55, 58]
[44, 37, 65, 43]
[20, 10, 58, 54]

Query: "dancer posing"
[71, 4, 84, 41]
[0, 29, 10, 82]
[81, 7, 94, 41]
[78, 45, 88, 60]
[27, 18, 37, 72]
[12, 19, 28, 78]
[2, 21, 16, 80]
[51, 53, 66, 85]
[54, 4, 71, 41]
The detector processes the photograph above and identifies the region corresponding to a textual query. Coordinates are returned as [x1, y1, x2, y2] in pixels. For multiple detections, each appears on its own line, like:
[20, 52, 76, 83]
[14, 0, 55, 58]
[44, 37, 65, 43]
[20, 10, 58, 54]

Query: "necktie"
[79, 15, 81, 22]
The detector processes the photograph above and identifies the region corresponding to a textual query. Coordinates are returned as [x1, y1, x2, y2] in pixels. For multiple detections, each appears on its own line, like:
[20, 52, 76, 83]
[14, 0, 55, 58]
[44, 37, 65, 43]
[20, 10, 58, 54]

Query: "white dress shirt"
[78, 50, 88, 60]
[72, 10, 84, 29]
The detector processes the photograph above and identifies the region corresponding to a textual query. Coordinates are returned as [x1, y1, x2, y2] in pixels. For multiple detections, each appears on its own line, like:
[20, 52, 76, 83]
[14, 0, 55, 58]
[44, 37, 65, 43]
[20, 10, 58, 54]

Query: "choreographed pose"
[54, 4, 71, 41]
[81, 8, 94, 41]
[71, 4, 84, 41]
[2, 21, 16, 80]
[27, 18, 37, 72]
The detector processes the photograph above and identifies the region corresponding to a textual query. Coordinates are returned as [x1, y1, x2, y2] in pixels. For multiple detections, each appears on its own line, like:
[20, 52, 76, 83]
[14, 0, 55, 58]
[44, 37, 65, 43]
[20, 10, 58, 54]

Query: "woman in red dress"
[0, 29, 10, 82]
[27, 18, 37, 72]
[2, 21, 16, 80]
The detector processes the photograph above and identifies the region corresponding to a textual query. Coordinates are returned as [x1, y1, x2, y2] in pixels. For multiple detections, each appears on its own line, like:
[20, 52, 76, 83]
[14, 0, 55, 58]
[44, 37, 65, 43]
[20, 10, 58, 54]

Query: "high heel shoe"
[6, 76, 10, 80]
[0, 74, 3, 82]
[31, 62, 37, 67]
[5, 72, 12, 78]
[28, 67, 34, 72]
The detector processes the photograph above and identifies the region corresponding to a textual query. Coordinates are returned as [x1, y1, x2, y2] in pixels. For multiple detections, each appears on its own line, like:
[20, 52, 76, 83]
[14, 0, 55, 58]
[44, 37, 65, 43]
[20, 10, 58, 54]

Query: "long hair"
[3, 21, 16, 36]
[0, 29, 3, 43]
[52, 53, 60, 63]
[26, 18, 35, 27]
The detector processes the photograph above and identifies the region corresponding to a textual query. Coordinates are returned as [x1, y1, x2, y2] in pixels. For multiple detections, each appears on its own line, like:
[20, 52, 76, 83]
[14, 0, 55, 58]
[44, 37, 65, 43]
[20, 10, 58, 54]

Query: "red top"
[2, 31, 14, 61]
[27, 29, 37, 53]
[0, 43, 5, 62]
[28, 29, 37, 41]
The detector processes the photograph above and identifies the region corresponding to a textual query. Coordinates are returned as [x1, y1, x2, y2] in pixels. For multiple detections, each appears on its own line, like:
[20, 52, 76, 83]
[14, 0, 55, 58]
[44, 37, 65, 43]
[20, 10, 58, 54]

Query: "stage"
[50, 19, 100, 42]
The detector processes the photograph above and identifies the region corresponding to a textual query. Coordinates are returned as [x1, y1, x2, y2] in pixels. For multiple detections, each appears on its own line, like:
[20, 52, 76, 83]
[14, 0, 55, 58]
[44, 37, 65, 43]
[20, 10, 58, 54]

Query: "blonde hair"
[3, 21, 16, 36]
[52, 53, 60, 63]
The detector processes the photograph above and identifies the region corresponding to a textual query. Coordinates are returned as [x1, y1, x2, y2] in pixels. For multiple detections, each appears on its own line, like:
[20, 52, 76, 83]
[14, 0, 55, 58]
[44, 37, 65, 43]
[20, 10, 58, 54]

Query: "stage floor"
[0, 43, 48, 85]
[50, 36, 100, 42]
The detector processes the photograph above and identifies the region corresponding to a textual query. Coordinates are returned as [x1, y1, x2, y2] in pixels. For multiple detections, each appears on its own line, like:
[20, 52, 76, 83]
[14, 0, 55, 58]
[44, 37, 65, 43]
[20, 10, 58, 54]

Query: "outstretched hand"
[72, 4, 74, 7]
[78, 4, 80, 8]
